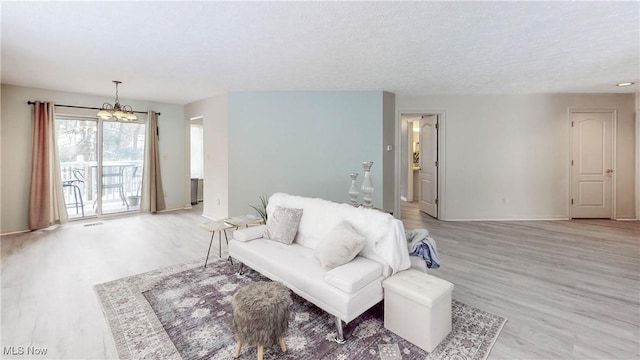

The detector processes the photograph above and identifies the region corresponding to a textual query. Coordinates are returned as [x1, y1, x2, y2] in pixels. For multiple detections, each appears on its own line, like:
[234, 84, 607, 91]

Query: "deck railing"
[60, 161, 143, 215]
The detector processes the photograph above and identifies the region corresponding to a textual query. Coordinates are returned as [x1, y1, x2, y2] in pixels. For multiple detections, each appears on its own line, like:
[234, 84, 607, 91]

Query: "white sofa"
[228, 193, 411, 342]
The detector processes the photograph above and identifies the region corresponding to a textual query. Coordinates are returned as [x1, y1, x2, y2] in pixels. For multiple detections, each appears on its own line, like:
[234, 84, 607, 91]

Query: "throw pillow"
[314, 221, 366, 270]
[263, 206, 303, 245]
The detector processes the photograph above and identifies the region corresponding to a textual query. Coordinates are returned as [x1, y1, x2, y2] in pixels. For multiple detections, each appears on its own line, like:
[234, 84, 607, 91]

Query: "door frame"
[405, 115, 421, 202]
[568, 108, 617, 220]
[395, 110, 446, 220]
[54, 112, 148, 219]
[185, 116, 205, 209]
[184, 116, 202, 210]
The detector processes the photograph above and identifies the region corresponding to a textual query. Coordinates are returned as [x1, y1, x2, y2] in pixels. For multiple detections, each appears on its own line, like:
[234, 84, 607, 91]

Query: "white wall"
[0, 84, 186, 233]
[397, 94, 636, 220]
[185, 91, 394, 219]
[184, 94, 229, 220]
[636, 92, 639, 220]
[382, 92, 396, 213]
[227, 91, 384, 216]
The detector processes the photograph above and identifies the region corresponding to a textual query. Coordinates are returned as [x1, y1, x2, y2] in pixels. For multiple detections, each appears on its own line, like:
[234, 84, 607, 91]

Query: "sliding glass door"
[55, 116, 146, 219]
[55, 117, 98, 219]
[101, 120, 146, 214]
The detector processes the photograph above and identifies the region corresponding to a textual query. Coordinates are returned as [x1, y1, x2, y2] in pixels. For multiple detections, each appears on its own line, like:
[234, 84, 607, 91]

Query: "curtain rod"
[27, 101, 160, 116]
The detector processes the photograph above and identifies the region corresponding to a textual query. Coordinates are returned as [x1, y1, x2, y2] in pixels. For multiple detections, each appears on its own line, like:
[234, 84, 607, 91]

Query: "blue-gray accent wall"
[228, 91, 384, 216]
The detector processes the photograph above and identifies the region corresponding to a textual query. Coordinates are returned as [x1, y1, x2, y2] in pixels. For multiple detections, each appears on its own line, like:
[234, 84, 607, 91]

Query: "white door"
[419, 116, 438, 217]
[571, 111, 614, 218]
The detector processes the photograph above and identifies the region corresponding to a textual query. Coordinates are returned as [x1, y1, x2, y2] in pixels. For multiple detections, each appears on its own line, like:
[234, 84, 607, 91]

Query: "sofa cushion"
[229, 237, 385, 323]
[230, 239, 318, 291]
[233, 225, 267, 242]
[323, 256, 383, 294]
[263, 206, 303, 244]
[314, 221, 366, 270]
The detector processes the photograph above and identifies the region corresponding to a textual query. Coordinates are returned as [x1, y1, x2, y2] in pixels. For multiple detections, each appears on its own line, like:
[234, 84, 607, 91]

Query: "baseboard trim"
[201, 214, 216, 221]
[616, 218, 639, 221]
[446, 217, 570, 222]
[157, 206, 190, 213]
[0, 229, 31, 236]
[2, 206, 197, 235]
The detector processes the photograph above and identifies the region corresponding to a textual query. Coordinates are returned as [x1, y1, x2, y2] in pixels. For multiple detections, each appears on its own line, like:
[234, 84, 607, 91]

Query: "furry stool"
[232, 281, 292, 360]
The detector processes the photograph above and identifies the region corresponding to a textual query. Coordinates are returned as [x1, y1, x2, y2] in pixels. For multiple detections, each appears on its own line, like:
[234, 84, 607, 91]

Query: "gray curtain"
[28, 101, 67, 229]
[141, 111, 166, 213]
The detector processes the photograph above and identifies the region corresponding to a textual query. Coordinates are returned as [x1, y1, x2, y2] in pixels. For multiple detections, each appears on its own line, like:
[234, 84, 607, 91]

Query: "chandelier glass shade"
[97, 81, 137, 121]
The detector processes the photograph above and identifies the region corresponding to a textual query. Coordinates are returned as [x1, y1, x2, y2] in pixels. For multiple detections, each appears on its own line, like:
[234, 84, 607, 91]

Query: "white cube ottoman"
[382, 269, 454, 352]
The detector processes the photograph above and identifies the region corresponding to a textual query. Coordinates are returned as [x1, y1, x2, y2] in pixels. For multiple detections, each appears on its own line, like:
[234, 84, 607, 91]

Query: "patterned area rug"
[95, 259, 506, 360]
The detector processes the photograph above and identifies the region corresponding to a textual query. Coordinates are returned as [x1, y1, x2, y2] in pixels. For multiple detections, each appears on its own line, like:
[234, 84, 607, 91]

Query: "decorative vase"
[348, 173, 359, 206]
[361, 161, 374, 208]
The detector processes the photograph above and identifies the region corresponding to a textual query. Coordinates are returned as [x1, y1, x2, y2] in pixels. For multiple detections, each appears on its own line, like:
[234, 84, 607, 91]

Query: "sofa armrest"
[232, 225, 266, 242]
[322, 257, 383, 294]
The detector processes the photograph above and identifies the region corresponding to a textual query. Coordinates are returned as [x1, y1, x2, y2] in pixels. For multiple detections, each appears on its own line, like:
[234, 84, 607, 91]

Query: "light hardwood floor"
[402, 202, 639, 360]
[1, 203, 638, 359]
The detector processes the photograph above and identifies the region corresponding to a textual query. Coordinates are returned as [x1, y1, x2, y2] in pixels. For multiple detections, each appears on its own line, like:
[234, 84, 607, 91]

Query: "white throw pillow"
[263, 206, 303, 245]
[314, 221, 366, 270]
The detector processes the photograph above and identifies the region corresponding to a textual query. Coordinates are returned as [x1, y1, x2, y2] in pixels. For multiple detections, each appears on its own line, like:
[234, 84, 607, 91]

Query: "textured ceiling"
[1, 1, 638, 104]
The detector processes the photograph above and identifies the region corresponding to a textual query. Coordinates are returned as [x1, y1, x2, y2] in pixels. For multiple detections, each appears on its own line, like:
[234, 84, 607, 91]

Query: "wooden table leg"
[234, 341, 242, 358]
[257, 345, 264, 360]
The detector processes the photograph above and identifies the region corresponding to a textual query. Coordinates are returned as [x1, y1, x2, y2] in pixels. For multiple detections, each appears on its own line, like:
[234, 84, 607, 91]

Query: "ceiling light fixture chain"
[97, 80, 138, 121]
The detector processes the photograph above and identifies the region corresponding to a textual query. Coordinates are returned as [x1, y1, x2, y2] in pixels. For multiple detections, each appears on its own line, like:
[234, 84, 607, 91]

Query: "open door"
[419, 115, 438, 217]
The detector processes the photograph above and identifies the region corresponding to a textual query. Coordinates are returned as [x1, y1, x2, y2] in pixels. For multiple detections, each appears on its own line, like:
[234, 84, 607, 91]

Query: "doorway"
[55, 115, 146, 219]
[401, 112, 443, 219]
[569, 110, 616, 219]
[190, 117, 204, 206]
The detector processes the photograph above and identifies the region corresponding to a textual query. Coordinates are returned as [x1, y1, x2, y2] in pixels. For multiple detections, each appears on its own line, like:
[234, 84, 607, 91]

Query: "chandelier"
[96, 81, 137, 121]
